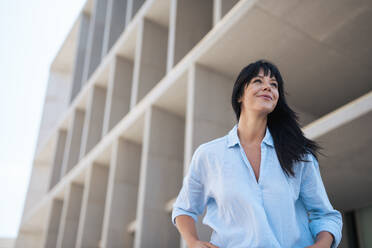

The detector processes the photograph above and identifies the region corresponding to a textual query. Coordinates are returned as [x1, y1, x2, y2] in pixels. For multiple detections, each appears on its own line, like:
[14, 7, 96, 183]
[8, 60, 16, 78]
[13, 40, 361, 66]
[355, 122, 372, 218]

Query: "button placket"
[258, 144, 266, 186]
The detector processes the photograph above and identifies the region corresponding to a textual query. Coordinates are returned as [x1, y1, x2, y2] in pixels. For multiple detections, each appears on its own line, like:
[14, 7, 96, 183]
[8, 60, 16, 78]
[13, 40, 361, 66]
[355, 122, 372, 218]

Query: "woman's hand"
[305, 231, 333, 248]
[189, 240, 219, 248]
[305, 245, 329, 248]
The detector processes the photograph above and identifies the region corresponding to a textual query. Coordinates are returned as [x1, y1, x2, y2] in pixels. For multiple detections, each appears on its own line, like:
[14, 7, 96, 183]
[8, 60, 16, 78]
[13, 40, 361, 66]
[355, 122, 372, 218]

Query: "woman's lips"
[258, 95, 272, 100]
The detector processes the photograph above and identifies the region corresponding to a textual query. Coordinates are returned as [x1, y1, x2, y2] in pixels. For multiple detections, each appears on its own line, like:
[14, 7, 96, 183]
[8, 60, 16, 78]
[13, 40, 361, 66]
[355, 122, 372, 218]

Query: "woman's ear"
[238, 94, 244, 103]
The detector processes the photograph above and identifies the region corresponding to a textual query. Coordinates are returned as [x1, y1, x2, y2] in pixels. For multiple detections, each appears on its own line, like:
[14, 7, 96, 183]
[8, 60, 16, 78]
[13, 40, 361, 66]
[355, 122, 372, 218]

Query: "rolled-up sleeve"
[299, 153, 343, 248]
[171, 145, 209, 226]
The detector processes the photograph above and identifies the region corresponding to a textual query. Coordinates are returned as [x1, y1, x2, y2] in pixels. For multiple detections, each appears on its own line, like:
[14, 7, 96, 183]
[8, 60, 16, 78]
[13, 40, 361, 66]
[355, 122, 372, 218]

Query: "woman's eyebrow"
[256, 75, 277, 82]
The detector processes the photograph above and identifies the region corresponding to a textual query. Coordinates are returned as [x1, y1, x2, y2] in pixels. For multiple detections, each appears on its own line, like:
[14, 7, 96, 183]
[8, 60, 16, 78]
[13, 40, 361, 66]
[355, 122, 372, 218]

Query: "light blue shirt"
[172, 124, 342, 248]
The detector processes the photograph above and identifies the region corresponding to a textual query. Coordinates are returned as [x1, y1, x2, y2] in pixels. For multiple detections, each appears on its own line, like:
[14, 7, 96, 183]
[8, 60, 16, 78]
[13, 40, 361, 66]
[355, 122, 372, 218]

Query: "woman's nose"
[262, 81, 271, 91]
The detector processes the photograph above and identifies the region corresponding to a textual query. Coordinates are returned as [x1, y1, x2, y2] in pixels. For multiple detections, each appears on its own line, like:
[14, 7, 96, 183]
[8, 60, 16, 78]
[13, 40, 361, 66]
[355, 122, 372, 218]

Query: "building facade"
[15, 0, 372, 247]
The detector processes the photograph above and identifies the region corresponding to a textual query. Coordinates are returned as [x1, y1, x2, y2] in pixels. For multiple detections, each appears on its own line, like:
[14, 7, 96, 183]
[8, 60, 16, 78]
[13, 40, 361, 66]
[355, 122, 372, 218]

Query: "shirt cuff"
[171, 207, 198, 226]
[310, 222, 342, 248]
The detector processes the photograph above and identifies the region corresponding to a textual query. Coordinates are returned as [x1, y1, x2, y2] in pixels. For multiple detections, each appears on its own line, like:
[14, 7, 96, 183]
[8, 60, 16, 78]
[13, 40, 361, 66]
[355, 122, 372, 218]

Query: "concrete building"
[0, 238, 15, 248]
[15, 0, 372, 247]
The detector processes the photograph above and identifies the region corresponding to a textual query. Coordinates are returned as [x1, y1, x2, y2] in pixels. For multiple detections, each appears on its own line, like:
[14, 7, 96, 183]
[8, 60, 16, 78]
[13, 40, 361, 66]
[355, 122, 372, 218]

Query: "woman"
[171, 60, 343, 248]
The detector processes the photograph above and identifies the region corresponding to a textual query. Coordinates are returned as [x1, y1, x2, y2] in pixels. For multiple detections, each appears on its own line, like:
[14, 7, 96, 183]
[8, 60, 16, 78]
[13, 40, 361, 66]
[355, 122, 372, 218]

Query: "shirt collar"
[227, 123, 274, 148]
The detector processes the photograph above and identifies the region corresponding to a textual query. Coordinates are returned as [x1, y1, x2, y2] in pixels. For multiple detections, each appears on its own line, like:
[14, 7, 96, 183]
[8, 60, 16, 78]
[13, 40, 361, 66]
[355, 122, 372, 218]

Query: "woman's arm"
[172, 146, 218, 248]
[300, 154, 343, 248]
[175, 215, 219, 248]
[306, 231, 334, 248]
[175, 215, 199, 245]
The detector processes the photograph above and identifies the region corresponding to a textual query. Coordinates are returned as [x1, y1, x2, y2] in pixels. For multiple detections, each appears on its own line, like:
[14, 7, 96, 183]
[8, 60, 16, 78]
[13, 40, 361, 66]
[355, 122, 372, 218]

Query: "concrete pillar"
[179, 64, 235, 247]
[102, 56, 133, 135]
[213, 0, 240, 26]
[70, 12, 91, 103]
[37, 70, 71, 154]
[102, 0, 128, 56]
[338, 212, 353, 248]
[80, 85, 107, 158]
[56, 183, 84, 248]
[42, 199, 63, 248]
[355, 206, 372, 247]
[61, 109, 86, 176]
[125, 0, 146, 26]
[82, 0, 109, 83]
[167, 0, 213, 72]
[100, 138, 141, 247]
[22, 162, 50, 215]
[75, 163, 109, 248]
[130, 18, 168, 108]
[134, 106, 185, 248]
[14, 231, 43, 248]
[48, 130, 67, 190]
[185, 64, 235, 173]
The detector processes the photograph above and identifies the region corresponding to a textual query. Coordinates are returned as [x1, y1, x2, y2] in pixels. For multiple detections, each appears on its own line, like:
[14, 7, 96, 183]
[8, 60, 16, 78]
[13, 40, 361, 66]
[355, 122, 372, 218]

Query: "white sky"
[0, 0, 86, 238]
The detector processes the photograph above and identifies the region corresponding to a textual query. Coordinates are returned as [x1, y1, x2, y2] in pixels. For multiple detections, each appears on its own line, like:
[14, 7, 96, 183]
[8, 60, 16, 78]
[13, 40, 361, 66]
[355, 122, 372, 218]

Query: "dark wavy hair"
[231, 60, 322, 177]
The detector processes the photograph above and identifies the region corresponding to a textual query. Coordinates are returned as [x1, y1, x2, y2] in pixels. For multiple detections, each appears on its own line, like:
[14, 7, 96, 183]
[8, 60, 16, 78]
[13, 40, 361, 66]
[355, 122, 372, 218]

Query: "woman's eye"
[271, 83, 278, 87]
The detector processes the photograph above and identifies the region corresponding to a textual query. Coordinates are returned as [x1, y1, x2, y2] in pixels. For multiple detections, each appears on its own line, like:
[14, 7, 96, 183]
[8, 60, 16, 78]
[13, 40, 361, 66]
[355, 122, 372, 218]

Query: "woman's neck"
[237, 111, 267, 146]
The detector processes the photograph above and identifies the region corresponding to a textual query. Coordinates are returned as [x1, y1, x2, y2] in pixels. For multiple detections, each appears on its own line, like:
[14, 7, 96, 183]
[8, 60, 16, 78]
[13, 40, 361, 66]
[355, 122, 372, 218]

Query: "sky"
[0, 0, 86, 238]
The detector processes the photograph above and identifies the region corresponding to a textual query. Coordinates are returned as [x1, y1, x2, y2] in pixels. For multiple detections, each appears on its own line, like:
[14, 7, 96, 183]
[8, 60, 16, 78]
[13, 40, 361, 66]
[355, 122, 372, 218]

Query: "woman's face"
[238, 68, 279, 116]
